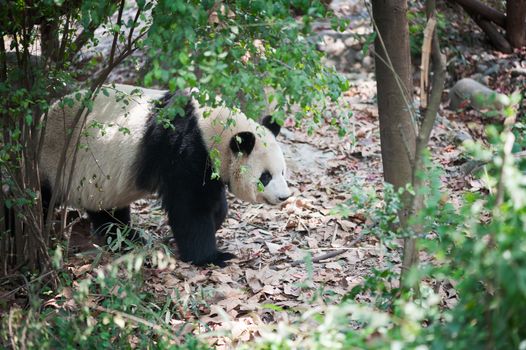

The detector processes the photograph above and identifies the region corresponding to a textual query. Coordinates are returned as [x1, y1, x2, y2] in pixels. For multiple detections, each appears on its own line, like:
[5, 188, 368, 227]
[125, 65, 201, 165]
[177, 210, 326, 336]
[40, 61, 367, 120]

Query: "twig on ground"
[331, 223, 338, 245]
[291, 235, 365, 266]
[92, 305, 178, 339]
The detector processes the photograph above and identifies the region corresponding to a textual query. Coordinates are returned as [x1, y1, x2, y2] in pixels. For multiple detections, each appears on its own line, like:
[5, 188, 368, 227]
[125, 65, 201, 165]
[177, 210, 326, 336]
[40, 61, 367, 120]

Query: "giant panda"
[39, 84, 291, 266]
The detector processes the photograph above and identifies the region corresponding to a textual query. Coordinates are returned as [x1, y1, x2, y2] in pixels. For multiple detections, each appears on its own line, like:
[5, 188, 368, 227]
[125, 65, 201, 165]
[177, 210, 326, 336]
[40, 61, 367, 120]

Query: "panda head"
[225, 115, 291, 205]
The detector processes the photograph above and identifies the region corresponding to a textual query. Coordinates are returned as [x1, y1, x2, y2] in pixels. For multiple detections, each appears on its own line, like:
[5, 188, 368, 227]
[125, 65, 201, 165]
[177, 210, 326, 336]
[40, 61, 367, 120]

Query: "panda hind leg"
[86, 206, 143, 245]
[41, 180, 53, 222]
[213, 190, 235, 266]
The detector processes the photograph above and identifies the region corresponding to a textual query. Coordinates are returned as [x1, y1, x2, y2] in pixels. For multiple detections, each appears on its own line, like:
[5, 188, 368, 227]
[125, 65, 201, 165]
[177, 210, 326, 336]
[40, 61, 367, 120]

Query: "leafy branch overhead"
[145, 0, 349, 124]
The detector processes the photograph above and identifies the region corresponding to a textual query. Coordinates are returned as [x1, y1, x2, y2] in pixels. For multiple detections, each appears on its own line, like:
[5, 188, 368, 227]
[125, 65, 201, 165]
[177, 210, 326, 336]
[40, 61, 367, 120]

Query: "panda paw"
[214, 251, 236, 267]
[194, 251, 236, 267]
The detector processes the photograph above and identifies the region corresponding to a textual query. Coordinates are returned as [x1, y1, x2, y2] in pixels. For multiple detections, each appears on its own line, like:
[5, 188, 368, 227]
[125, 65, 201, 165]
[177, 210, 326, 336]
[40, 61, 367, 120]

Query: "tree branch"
[416, 32, 446, 158]
[400, 1, 446, 290]
[0, 35, 7, 82]
[448, 0, 506, 28]
[109, 0, 126, 67]
[419, 17, 435, 109]
[44, 19, 147, 237]
[128, 8, 142, 49]
[470, 12, 512, 53]
[56, 14, 71, 68]
[69, 3, 115, 63]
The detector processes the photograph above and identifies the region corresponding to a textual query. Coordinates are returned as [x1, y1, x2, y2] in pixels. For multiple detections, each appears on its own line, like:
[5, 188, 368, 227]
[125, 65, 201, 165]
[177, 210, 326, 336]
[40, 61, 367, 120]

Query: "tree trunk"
[371, 0, 418, 283]
[371, 1, 416, 198]
[506, 0, 526, 48]
[41, 20, 60, 63]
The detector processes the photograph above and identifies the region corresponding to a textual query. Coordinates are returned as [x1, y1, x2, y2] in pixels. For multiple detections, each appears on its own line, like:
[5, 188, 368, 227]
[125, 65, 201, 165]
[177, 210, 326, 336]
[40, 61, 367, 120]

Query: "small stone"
[476, 64, 488, 73]
[484, 65, 500, 76]
[362, 56, 373, 68]
[453, 131, 472, 145]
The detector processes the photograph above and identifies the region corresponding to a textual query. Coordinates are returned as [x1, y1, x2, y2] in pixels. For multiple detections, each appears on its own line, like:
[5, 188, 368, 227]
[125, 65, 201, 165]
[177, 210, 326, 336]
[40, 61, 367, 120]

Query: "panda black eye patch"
[259, 170, 272, 186]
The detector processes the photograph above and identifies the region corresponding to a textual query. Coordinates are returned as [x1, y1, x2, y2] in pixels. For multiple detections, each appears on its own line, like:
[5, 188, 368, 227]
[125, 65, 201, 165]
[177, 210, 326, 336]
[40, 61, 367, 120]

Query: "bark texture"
[450, 0, 506, 27]
[371, 0, 416, 192]
[506, 0, 526, 48]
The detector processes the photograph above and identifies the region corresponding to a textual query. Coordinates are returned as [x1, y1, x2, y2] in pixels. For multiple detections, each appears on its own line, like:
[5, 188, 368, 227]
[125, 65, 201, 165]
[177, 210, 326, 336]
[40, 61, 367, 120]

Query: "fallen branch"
[470, 13, 512, 53]
[448, 0, 506, 28]
[291, 235, 365, 266]
[91, 305, 179, 340]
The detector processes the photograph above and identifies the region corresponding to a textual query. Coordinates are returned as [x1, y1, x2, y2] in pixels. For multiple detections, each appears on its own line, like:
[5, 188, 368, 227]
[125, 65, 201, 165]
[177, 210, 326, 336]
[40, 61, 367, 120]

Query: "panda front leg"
[166, 206, 235, 267]
[213, 187, 228, 231]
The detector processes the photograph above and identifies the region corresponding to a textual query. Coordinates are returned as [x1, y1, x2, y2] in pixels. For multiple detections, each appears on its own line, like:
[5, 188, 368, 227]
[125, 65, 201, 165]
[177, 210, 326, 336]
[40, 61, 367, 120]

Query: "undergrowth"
[1, 247, 211, 349]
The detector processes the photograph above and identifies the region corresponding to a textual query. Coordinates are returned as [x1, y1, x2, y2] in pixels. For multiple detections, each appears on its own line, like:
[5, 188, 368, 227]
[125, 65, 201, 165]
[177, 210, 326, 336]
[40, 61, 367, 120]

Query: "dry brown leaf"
[261, 285, 280, 295]
[72, 264, 92, 277]
[245, 270, 263, 293]
[265, 241, 282, 254]
[283, 284, 301, 297]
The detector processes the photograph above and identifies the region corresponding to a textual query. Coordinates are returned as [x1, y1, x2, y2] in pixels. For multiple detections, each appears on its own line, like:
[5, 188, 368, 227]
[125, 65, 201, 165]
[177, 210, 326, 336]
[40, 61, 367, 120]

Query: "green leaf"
[362, 32, 377, 55]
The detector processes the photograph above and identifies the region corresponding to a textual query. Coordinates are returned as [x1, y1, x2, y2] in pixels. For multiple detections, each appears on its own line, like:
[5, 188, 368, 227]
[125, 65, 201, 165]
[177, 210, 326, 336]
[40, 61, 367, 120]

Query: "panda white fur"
[40, 84, 291, 266]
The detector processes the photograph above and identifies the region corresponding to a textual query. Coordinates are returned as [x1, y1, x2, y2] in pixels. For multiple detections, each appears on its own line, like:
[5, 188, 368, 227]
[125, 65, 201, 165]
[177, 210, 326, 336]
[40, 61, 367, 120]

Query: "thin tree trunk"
[371, 0, 416, 208]
[371, 0, 418, 287]
[41, 20, 60, 63]
[506, 0, 526, 48]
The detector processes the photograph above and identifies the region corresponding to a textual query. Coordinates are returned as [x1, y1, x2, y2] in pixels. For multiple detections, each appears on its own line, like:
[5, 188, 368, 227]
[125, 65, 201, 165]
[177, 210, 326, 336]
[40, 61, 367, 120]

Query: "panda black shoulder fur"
[40, 84, 291, 266]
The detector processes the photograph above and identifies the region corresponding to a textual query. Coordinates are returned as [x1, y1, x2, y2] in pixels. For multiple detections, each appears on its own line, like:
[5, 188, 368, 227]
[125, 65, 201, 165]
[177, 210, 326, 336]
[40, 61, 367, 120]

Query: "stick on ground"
[291, 236, 365, 266]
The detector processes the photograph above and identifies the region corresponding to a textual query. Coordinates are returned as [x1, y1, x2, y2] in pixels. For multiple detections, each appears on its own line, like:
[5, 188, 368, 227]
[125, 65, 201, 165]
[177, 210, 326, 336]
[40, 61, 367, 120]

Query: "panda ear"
[230, 132, 256, 156]
[261, 115, 281, 137]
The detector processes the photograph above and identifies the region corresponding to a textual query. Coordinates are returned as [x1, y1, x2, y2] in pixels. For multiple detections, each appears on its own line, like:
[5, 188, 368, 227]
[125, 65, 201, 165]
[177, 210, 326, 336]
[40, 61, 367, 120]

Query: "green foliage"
[426, 107, 526, 349]
[144, 0, 349, 129]
[1, 249, 211, 349]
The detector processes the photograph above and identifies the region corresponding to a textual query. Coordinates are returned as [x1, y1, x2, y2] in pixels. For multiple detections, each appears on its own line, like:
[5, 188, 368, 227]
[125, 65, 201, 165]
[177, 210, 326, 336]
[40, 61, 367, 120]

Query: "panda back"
[40, 84, 167, 211]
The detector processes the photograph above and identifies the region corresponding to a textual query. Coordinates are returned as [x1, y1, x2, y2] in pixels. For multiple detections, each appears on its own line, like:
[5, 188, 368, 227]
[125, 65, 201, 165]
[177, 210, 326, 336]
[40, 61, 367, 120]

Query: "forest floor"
[3, 1, 526, 348]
